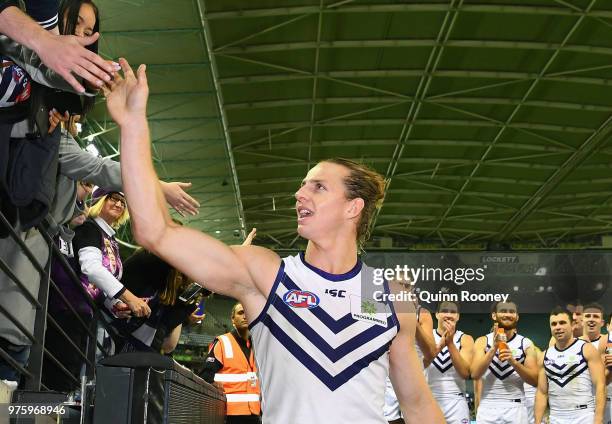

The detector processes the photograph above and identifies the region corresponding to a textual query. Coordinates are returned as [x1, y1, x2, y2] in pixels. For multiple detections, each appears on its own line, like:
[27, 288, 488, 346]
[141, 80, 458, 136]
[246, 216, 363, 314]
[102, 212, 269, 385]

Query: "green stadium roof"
[89, 0, 612, 250]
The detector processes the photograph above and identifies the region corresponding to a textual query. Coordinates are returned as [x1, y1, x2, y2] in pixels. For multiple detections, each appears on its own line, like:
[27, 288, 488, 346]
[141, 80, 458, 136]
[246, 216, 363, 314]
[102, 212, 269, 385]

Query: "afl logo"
[283, 290, 320, 309]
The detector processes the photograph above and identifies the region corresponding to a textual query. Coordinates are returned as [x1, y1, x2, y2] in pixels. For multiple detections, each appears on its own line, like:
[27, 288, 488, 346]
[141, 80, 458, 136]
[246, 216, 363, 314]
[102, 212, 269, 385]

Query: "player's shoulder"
[581, 339, 598, 358]
[231, 245, 282, 277]
[474, 334, 488, 346]
[459, 331, 474, 343]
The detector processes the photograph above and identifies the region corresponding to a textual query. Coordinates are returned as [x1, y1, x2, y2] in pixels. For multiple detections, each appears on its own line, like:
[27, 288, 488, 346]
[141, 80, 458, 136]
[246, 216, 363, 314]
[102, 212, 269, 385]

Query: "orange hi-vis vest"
[212, 332, 261, 416]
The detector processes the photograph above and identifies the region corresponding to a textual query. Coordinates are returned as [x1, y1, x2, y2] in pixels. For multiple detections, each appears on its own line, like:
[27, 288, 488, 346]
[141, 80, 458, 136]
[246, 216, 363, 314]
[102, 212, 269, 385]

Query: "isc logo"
[283, 290, 320, 309]
[324, 289, 346, 298]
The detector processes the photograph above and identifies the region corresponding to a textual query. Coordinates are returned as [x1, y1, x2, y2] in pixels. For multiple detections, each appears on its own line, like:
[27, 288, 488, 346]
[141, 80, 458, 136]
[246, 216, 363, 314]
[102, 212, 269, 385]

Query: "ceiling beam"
[196, 0, 247, 238]
[216, 53, 412, 100]
[240, 138, 570, 153]
[228, 117, 592, 134]
[219, 69, 536, 84]
[216, 39, 612, 57]
[213, 0, 356, 52]
[307, 1, 324, 168]
[232, 101, 407, 150]
[432, 0, 597, 237]
[497, 112, 612, 239]
[224, 95, 612, 113]
[205, 4, 612, 19]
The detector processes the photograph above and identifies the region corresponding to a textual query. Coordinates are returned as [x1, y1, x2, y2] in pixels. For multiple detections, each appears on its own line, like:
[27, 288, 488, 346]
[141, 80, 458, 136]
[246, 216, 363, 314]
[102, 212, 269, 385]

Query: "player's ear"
[347, 198, 364, 219]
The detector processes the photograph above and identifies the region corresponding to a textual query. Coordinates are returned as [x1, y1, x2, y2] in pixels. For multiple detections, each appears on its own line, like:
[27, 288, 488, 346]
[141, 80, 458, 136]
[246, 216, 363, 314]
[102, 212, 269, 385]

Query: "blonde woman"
[72, 188, 150, 317]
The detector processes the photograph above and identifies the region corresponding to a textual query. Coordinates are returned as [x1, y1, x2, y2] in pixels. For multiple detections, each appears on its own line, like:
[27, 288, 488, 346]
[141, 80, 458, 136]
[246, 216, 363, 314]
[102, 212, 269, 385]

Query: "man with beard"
[471, 301, 538, 424]
[535, 307, 605, 424]
[427, 301, 474, 424]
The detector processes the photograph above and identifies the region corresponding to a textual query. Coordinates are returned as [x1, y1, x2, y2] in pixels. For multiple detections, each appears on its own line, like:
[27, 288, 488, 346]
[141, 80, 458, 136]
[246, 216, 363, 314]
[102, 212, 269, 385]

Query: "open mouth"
[297, 207, 314, 221]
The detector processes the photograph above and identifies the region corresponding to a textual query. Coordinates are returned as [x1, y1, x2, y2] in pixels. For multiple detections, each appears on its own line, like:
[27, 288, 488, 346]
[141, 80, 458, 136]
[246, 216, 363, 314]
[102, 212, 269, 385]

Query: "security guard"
[201, 303, 261, 424]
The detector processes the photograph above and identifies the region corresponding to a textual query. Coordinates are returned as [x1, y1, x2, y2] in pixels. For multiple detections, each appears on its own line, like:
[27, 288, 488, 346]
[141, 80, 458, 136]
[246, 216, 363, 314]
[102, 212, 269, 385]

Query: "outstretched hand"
[37, 33, 117, 93]
[243, 228, 257, 246]
[104, 58, 149, 127]
[160, 181, 200, 216]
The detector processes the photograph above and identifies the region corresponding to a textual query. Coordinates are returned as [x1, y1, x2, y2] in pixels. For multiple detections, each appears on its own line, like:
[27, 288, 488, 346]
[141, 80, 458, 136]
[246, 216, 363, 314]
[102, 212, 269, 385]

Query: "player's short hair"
[550, 306, 572, 322]
[490, 300, 518, 314]
[582, 302, 605, 317]
[437, 301, 460, 313]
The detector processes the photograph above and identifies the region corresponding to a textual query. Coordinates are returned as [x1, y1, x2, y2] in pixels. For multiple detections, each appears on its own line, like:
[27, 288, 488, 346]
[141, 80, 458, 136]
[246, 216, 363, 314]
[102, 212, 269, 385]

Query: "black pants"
[226, 415, 261, 424]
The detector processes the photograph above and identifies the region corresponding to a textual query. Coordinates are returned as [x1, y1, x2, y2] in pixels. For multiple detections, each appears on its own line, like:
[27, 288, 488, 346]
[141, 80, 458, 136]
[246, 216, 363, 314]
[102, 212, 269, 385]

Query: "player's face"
[568, 304, 584, 337]
[582, 308, 604, 337]
[493, 302, 518, 330]
[295, 162, 356, 242]
[550, 313, 572, 343]
[231, 304, 248, 331]
[436, 302, 459, 325]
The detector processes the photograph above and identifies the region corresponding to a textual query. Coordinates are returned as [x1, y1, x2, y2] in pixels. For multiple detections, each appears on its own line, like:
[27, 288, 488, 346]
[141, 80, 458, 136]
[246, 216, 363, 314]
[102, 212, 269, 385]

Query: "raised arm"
[447, 328, 474, 380]
[415, 309, 437, 367]
[105, 59, 278, 316]
[470, 335, 496, 380]
[0, 4, 114, 92]
[389, 311, 445, 424]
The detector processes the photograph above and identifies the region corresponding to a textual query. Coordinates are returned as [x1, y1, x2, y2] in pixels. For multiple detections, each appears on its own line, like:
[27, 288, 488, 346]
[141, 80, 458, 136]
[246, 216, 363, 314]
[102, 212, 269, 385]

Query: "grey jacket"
[0, 131, 122, 347]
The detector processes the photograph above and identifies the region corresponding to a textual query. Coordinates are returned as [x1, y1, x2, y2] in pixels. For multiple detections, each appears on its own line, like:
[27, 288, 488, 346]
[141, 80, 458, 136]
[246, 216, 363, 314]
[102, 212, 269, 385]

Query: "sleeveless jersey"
[480, 332, 532, 403]
[250, 253, 399, 424]
[523, 381, 537, 400]
[427, 329, 467, 397]
[607, 333, 612, 396]
[543, 339, 594, 412]
[586, 334, 602, 350]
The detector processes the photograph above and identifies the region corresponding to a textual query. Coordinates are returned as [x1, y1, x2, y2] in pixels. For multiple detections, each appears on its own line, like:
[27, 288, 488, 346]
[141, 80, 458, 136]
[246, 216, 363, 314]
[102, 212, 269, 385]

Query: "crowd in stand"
[0, 0, 201, 394]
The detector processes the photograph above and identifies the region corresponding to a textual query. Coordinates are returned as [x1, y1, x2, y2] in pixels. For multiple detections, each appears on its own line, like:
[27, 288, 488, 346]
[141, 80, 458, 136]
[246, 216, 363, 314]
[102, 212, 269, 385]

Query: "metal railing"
[0, 209, 116, 392]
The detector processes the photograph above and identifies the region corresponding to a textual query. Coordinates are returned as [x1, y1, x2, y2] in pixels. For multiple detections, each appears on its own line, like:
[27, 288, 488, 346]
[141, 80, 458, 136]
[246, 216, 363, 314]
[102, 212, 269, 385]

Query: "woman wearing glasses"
[72, 188, 151, 318]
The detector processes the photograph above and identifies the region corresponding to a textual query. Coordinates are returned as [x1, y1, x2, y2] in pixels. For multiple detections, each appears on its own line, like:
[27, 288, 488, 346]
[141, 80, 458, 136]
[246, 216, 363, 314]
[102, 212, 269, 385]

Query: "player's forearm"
[471, 348, 495, 379]
[415, 326, 436, 363]
[533, 392, 547, 424]
[594, 381, 605, 422]
[511, 361, 538, 386]
[0, 6, 48, 52]
[119, 119, 171, 248]
[448, 343, 470, 378]
[400, 389, 444, 424]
